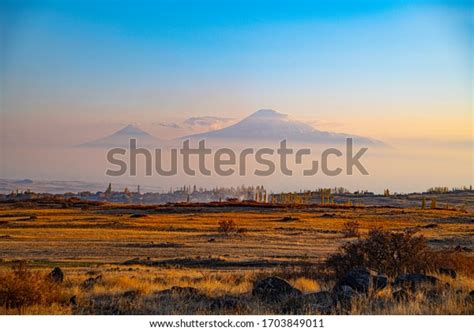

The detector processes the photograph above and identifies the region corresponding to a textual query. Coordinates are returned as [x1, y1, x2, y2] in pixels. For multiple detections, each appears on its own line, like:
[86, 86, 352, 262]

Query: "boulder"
[393, 273, 439, 292]
[69, 295, 78, 306]
[48, 267, 64, 283]
[252, 276, 302, 303]
[334, 267, 387, 294]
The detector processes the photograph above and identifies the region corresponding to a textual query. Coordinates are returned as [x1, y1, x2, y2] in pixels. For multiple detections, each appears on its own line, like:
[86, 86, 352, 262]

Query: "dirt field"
[0, 199, 473, 314]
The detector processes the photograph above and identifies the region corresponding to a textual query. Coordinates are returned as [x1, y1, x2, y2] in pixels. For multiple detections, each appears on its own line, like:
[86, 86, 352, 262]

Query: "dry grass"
[0, 200, 472, 314]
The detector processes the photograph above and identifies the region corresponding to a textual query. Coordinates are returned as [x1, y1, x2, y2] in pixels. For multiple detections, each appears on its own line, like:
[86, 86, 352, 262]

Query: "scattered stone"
[48, 267, 64, 283]
[393, 274, 439, 292]
[438, 268, 457, 279]
[334, 267, 388, 294]
[252, 276, 302, 303]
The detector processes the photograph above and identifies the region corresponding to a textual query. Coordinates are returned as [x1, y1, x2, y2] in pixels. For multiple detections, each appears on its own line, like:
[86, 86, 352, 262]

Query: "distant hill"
[79, 124, 162, 148]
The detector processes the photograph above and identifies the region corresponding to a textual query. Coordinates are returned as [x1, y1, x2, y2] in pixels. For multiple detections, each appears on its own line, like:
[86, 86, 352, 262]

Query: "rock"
[122, 290, 140, 300]
[334, 267, 388, 294]
[252, 276, 302, 303]
[393, 274, 439, 292]
[48, 267, 64, 283]
[438, 268, 457, 279]
[392, 289, 410, 302]
[69, 295, 78, 306]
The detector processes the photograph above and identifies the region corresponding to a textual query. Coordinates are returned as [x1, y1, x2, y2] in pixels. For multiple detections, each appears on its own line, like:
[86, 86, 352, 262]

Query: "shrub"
[0, 262, 66, 313]
[342, 220, 361, 238]
[217, 220, 237, 235]
[325, 228, 433, 277]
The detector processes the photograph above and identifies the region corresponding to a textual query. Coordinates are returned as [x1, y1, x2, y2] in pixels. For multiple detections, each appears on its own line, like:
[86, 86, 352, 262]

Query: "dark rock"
[438, 268, 457, 279]
[252, 276, 302, 303]
[393, 274, 439, 292]
[69, 295, 78, 306]
[122, 290, 140, 300]
[280, 216, 299, 222]
[48, 267, 64, 283]
[334, 267, 387, 294]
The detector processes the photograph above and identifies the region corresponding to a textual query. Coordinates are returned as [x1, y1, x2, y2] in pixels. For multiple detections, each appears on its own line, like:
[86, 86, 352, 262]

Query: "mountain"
[181, 109, 384, 146]
[79, 124, 162, 148]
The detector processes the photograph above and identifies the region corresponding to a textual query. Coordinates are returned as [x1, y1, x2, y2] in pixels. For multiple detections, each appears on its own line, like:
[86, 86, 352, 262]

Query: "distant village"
[0, 183, 270, 204]
[1, 182, 472, 206]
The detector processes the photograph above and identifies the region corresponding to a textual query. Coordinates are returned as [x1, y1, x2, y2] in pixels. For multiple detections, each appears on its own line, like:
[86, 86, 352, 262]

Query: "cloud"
[308, 119, 344, 129]
[184, 116, 234, 130]
[155, 122, 182, 129]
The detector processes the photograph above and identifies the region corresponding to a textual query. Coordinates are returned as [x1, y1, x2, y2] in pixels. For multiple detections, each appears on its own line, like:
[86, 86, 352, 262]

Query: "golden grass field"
[0, 199, 473, 314]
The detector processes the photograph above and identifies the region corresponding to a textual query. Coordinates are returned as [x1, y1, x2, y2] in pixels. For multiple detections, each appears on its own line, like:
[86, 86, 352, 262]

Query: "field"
[0, 198, 473, 314]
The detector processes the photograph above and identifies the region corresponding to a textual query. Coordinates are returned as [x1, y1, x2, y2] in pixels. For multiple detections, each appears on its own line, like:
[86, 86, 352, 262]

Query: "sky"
[0, 0, 472, 191]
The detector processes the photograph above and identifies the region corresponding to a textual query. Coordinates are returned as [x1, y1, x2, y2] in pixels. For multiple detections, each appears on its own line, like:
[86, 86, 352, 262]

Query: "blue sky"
[1, 0, 472, 142]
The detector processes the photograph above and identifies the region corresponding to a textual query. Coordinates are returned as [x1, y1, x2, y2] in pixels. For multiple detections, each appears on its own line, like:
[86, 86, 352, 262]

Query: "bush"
[325, 228, 433, 277]
[217, 220, 237, 235]
[0, 262, 66, 313]
[342, 220, 360, 238]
